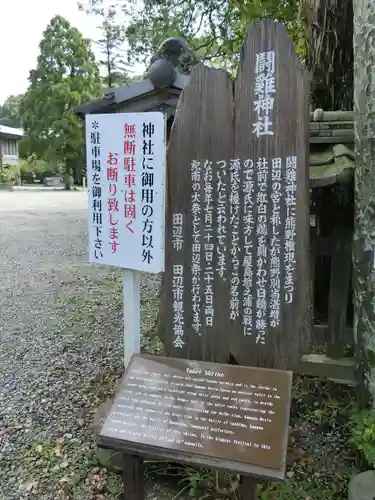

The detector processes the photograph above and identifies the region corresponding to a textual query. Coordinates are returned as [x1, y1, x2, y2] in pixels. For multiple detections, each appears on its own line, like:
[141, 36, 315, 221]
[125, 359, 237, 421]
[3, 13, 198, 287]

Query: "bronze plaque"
[99, 355, 292, 476]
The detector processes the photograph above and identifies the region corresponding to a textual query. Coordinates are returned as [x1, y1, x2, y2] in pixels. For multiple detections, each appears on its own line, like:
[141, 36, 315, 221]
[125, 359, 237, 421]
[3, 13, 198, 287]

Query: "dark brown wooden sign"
[99, 354, 292, 479]
[158, 64, 233, 363]
[158, 20, 311, 369]
[231, 20, 311, 369]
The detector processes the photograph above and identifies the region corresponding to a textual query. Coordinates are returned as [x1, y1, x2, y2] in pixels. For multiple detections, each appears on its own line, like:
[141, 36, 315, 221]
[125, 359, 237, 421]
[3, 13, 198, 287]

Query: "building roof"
[75, 72, 189, 118]
[0, 125, 24, 138]
[309, 143, 354, 187]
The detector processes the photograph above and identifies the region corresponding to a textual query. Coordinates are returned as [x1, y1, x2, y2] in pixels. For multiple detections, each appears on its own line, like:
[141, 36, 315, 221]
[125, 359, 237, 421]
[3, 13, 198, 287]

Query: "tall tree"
[20, 15, 102, 185]
[353, 0, 375, 406]
[79, 0, 131, 87]
[120, 0, 353, 110]
[0, 94, 23, 128]
[304, 0, 353, 110]
[122, 0, 305, 70]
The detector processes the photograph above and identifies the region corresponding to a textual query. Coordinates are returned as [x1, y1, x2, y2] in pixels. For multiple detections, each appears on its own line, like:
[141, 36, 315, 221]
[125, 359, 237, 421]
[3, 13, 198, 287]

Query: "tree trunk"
[353, 0, 375, 407]
[64, 163, 74, 190]
[304, 0, 353, 110]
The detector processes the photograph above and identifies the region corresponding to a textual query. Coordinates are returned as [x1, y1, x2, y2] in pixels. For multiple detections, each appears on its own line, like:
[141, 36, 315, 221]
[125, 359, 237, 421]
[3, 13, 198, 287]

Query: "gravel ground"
[0, 191, 358, 500]
[0, 191, 160, 499]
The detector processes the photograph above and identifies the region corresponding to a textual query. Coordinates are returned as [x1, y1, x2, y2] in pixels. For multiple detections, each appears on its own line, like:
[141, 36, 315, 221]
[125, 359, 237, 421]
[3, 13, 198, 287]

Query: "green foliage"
[146, 462, 237, 499]
[79, 0, 132, 87]
[18, 135, 33, 159]
[0, 169, 12, 184]
[0, 94, 23, 128]
[121, 0, 306, 70]
[350, 408, 375, 468]
[96, 12, 130, 87]
[20, 15, 102, 183]
[145, 462, 332, 499]
[19, 157, 60, 184]
[0, 164, 20, 184]
[259, 480, 331, 499]
[142, 376, 356, 500]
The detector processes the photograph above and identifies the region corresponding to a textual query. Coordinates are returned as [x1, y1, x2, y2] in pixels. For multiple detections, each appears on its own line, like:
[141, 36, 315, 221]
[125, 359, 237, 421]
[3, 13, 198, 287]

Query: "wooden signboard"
[157, 65, 233, 363]
[99, 354, 292, 480]
[158, 20, 311, 369]
[231, 21, 311, 369]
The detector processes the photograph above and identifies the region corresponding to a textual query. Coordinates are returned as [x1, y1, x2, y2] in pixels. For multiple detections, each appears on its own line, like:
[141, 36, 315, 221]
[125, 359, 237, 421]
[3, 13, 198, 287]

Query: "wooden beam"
[310, 136, 354, 144]
[309, 110, 354, 121]
[123, 455, 144, 500]
[313, 324, 353, 344]
[238, 477, 257, 500]
[294, 354, 356, 385]
[327, 227, 352, 357]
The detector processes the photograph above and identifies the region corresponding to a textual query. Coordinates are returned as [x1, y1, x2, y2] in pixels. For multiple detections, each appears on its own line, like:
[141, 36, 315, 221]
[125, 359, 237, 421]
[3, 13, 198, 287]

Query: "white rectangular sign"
[86, 112, 166, 273]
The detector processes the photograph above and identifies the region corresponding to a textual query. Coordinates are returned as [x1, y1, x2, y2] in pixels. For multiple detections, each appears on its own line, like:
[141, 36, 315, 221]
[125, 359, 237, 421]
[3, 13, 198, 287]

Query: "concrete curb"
[7, 186, 87, 192]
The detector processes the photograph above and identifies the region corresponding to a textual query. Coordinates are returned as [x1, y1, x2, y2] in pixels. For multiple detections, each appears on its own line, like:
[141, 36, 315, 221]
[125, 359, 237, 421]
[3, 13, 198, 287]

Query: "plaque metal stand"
[238, 476, 258, 500]
[123, 454, 144, 500]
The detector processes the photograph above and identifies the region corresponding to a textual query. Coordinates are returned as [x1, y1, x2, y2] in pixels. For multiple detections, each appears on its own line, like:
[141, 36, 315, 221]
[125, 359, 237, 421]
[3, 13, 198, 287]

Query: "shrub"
[0, 165, 18, 184]
[350, 408, 375, 468]
[0, 170, 11, 183]
[20, 158, 61, 184]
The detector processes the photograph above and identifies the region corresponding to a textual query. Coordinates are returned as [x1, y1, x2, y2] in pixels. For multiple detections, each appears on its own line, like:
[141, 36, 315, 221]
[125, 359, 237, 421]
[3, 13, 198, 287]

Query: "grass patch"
[17, 437, 118, 498]
[140, 375, 357, 500]
[78, 368, 357, 499]
[40, 270, 357, 499]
